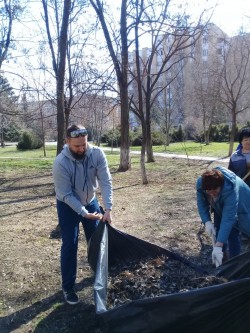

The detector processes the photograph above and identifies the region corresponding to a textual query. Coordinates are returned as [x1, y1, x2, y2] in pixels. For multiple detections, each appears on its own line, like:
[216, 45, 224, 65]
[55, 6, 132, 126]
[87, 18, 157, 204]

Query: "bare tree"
[41, 0, 72, 154]
[188, 58, 222, 145]
[154, 85, 184, 147]
[90, 0, 130, 172]
[39, 0, 112, 154]
[219, 33, 250, 155]
[129, 0, 209, 164]
[0, 0, 22, 69]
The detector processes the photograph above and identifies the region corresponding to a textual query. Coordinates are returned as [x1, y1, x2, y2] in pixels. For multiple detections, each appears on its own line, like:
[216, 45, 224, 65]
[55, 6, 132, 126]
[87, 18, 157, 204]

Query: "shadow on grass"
[33, 302, 101, 333]
[0, 277, 100, 333]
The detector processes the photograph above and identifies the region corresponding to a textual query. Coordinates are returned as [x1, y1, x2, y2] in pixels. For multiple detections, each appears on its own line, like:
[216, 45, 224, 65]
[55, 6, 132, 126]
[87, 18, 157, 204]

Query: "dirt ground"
[0, 156, 226, 333]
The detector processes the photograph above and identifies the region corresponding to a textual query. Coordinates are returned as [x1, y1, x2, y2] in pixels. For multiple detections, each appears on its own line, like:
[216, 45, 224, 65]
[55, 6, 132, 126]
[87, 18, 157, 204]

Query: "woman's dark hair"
[201, 169, 224, 190]
[239, 127, 250, 143]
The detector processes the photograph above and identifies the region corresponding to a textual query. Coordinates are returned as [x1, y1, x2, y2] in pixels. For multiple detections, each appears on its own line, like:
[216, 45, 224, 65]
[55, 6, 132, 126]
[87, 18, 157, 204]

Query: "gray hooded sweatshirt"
[52, 144, 112, 217]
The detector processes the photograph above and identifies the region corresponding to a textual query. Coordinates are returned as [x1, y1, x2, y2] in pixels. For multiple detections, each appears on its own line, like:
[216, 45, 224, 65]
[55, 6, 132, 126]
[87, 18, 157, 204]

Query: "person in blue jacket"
[196, 166, 250, 267]
[53, 124, 113, 305]
[228, 127, 250, 187]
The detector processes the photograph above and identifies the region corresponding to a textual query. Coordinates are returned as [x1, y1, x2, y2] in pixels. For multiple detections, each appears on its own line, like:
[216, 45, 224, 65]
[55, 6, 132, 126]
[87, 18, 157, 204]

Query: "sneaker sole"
[65, 299, 79, 305]
[63, 291, 79, 305]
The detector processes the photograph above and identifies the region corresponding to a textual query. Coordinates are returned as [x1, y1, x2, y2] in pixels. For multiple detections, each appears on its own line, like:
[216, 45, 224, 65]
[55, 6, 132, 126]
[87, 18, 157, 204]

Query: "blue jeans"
[56, 198, 100, 291]
[214, 211, 241, 258]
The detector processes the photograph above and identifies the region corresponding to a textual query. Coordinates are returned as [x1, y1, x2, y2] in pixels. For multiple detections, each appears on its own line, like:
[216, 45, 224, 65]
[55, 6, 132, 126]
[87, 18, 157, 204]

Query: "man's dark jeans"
[56, 198, 100, 291]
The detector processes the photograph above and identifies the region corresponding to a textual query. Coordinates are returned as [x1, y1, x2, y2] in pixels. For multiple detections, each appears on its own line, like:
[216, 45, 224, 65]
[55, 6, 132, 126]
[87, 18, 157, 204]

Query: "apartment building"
[128, 22, 250, 134]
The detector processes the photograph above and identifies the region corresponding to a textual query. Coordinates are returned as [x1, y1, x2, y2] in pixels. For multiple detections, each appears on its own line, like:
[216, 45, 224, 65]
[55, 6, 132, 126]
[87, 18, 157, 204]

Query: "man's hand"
[85, 212, 103, 220]
[212, 246, 223, 267]
[205, 221, 216, 237]
[102, 209, 112, 224]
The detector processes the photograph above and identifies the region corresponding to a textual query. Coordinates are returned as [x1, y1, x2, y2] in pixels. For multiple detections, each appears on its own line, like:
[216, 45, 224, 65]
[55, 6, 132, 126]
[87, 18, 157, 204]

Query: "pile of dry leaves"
[107, 255, 227, 309]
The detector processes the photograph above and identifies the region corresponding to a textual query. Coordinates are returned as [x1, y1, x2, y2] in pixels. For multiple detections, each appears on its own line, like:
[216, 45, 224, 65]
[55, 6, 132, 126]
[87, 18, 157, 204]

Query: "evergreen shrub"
[17, 132, 43, 150]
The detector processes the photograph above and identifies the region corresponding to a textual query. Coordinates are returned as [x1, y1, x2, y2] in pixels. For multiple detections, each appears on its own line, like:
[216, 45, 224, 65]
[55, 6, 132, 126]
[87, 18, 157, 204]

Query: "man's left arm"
[96, 149, 113, 223]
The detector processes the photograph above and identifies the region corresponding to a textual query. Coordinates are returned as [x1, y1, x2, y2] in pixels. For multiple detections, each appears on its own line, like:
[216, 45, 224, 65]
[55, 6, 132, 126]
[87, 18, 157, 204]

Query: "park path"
[102, 147, 229, 164]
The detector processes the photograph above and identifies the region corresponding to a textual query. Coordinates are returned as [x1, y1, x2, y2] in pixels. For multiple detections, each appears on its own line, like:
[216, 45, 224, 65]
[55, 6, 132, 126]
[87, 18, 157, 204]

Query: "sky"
[187, 0, 250, 36]
[3, 0, 250, 92]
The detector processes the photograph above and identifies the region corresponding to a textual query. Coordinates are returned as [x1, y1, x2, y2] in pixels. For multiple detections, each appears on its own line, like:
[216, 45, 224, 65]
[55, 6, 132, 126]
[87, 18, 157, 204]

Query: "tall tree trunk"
[64, 102, 70, 131]
[117, 0, 130, 171]
[134, 2, 148, 182]
[56, 83, 65, 154]
[90, 0, 130, 171]
[42, 0, 71, 155]
[56, 0, 71, 154]
[204, 122, 212, 145]
[118, 85, 130, 171]
[145, 93, 155, 162]
[141, 123, 148, 184]
[229, 108, 237, 156]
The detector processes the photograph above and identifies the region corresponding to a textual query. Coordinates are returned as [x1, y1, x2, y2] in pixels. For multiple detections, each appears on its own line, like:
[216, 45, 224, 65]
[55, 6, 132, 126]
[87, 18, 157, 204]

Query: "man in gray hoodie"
[53, 124, 113, 304]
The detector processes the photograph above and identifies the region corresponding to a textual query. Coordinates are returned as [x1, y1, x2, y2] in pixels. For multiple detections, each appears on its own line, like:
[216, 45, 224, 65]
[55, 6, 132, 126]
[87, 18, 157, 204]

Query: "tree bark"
[56, 0, 71, 154]
[42, 0, 72, 155]
[229, 107, 237, 156]
[90, 0, 130, 171]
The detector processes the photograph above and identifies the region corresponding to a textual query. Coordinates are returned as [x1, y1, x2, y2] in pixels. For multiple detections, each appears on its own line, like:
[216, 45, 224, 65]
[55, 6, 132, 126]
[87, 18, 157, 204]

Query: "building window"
[217, 48, 222, 55]
[203, 37, 208, 44]
[202, 49, 208, 56]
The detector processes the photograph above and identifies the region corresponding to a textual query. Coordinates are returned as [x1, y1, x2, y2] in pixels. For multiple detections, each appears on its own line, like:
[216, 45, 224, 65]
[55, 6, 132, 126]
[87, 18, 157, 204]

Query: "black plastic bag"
[88, 222, 250, 332]
[98, 278, 250, 333]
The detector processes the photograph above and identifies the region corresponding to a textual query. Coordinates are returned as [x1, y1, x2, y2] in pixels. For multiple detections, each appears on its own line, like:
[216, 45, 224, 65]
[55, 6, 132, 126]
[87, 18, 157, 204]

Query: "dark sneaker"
[63, 289, 79, 305]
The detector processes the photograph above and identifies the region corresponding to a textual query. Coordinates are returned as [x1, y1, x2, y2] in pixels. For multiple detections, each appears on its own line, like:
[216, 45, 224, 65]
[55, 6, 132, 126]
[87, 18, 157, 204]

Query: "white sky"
[186, 0, 250, 36]
[3, 0, 250, 92]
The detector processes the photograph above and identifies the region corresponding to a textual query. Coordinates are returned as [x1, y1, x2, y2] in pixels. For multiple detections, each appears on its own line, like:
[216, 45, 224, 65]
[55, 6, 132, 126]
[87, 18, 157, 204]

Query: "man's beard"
[69, 149, 86, 160]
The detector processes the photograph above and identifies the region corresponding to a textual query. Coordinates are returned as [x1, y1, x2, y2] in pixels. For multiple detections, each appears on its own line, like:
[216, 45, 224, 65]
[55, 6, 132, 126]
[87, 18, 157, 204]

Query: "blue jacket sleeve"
[216, 189, 238, 244]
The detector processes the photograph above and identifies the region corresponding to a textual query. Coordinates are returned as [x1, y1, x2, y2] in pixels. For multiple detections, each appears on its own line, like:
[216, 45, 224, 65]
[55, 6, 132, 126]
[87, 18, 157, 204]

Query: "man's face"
[206, 187, 221, 199]
[67, 135, 88, 160]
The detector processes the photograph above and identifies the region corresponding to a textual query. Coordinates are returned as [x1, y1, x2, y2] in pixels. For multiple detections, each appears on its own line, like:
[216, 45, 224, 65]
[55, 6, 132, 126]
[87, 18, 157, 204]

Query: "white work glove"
[205, 221, 216, 237]
[212, 246, 223, 267]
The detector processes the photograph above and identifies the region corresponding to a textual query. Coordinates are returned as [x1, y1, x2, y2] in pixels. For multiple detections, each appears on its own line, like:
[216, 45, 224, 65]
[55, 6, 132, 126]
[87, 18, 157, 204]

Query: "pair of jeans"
[213, 211, 241, 258]
[56, 198, 100, 291]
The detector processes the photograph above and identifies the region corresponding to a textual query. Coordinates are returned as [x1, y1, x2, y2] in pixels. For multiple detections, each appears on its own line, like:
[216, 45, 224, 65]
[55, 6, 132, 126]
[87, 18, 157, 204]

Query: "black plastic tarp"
[87, 222, 250, 332]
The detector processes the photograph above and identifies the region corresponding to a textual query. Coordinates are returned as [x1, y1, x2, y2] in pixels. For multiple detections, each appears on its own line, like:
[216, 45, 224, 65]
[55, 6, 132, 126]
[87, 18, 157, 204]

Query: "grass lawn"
[0, 141, 244, 333]
[0, 141, 235, 171]
[131, 141, 236, 158]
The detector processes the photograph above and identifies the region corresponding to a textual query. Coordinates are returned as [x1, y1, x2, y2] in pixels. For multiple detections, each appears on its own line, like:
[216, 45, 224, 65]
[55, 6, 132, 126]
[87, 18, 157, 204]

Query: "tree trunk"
[118, 85, 130, 171]
[56, 0, 71, 155]
[229, 109, 237, 156]
[204, 122, 212, 145]
[117, 0, 130, 171]
[64, 103, 70, 131]
[90, 0, 130, 171]
[56, 84, 65, 154]
[141, 123, 148, 184]
[133, 5, 148, 182]
[145, 94, 155, 162]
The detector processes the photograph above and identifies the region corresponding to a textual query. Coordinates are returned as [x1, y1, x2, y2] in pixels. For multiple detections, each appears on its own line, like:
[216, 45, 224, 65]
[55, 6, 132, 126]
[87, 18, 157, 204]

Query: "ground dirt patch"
[0, 157, 224, 332]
